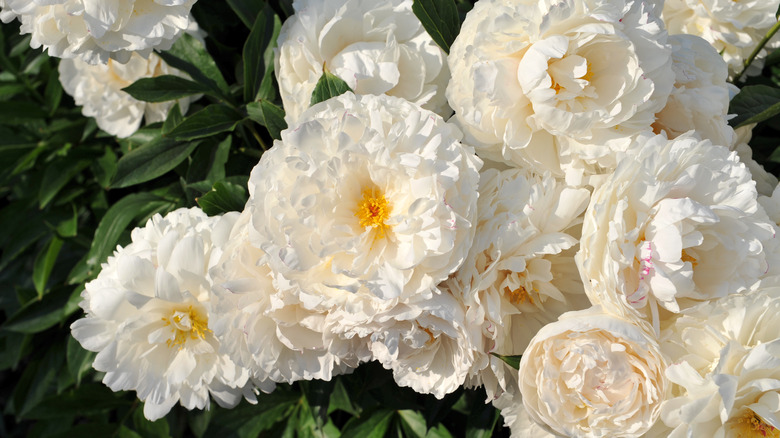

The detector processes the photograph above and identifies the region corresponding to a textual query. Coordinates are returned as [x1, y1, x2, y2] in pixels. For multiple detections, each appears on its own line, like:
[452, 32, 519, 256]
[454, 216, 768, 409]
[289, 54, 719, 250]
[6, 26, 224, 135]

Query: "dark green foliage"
[3, 1, 780, 437]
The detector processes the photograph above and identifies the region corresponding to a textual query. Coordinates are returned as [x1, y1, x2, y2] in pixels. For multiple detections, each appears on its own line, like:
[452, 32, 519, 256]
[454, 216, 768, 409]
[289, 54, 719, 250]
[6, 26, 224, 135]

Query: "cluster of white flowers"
[66, 0, 780, 434]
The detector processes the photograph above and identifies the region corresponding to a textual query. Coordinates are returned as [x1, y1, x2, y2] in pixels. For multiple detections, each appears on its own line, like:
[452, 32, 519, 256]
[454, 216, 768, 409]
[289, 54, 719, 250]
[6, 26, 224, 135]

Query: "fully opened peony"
[70, 208, 260, 421]
[517, 307, 669, 438]
[274, 0, 450, 123]
[447, 0, 673, 185]
[59, 52, 197, 138]
[577, 132, 775, 328]
[659, 282, 780, 437]
[0, 0, 197, 64]
[443, 166, 591, 399]
[662, 0, 780, 78]
[653, 34, 737, 148]
[209, 211, 365, 384]
[246, 92, 481, 397]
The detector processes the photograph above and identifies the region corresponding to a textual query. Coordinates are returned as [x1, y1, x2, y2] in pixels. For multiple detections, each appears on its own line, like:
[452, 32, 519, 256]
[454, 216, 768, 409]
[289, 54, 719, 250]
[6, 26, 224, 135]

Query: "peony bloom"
[653, 34, 737, 148]
[517, 307, 669, 438]
[447, 0, 673, 185]
[659, 283, 780, 437]
[662, 0, 780, 78]
[59, 52, 196, 138]
[443, 166, 591, 399]
[245, 92, 481, 397]
[358, 289, 479, 399]
[209, 211, 365, 384]
[70, 208, 260, 421]
[0, 0, 197, 65]
[576, 132, 775, 328]
[274, 0, 450, 124]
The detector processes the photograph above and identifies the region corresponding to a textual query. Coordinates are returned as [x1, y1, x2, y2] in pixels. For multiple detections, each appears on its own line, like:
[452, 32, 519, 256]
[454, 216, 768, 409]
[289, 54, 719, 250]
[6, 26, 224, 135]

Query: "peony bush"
[2, 0, 780, 436]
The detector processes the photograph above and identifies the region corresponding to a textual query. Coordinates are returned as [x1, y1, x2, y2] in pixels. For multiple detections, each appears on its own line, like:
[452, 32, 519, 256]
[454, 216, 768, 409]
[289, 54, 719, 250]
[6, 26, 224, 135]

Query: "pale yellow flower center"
[355, 187, 391, 238]
[734, 411, 779, 438]
[161, 305, 211, 349]
[505, 285, 534, 305]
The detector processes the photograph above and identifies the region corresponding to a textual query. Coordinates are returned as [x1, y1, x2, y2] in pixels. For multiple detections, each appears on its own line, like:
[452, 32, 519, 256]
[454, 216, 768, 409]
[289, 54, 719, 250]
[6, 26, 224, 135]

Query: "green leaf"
[119, 427, 144, 438]
[412, 0, 461, 54]
[44, 69, 63, 116]
[397, 410, 427, 438]
[729, 84, 780, 128]
[92, 147, 117, 189]
[310, 68, 353, 106]
[3, 285, 73, 333]
[166, 104, 244, 141]
[0, 100, 48, 123]
[243, 5, 281, 102]
[48, 424, 119, 438]
[39, 159, 90, 208]
[112, 136, 197, 188]
[66, 336, 94, 387]
[15, 339, 65, 418]
[32, 235, 63, 297]
[55, 203, 78, 238]
[227, 0, 265, 28]
[133, 405, 170, 438]
[23, 383, 129, 419]
[341, 409, 394, 438]
[246, 100, 287, 140]
[162, 103, 184, 135]
[491, 352, 522, 370]
[465, 395, 500, 438]
[0, 332, 31, 371]
[122, 75, 208, 103]
[300, 379, 335, 433]
[86, 192, 173, 271]
[159, 33, 230, 95]
[197, 181, 248, 215]
[329, 377, 359, 416]
[237, 402, 296, 438]
[188, 408, 213, 438]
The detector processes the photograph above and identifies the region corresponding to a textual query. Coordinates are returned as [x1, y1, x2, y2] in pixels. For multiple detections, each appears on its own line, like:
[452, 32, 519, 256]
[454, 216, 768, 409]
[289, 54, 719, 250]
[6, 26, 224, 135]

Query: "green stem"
[245, 122, 268, 151]
[734, 19, 780, 82]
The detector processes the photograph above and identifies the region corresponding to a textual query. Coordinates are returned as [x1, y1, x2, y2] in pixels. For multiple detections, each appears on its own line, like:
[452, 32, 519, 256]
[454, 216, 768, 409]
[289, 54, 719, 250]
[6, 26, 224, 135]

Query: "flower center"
[355, 187, 391, 238]
[161, 305, 211, 349]
[681, 250, 698, 268]
[734, 411, 779, 438]
[505, 285, 534, 305]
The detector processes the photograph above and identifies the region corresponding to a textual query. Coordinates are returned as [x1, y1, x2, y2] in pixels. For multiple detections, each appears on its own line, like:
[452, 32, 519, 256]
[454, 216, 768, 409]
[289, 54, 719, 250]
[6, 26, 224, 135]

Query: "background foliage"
[1, 0, 779, 436]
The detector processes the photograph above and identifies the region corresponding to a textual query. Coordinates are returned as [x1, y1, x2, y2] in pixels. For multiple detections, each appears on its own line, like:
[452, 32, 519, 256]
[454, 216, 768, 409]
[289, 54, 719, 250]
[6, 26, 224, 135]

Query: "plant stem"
[734, 19, 780, 83]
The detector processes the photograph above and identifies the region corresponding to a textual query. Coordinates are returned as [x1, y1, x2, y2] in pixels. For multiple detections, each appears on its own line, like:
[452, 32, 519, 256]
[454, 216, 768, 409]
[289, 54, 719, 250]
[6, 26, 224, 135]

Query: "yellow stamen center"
[355, 187, 391, 238]
[681, 250, 699, 268]
[735, 411, 779, 438]
[505, 285, 534, 305]
[161, 305, 211, 349]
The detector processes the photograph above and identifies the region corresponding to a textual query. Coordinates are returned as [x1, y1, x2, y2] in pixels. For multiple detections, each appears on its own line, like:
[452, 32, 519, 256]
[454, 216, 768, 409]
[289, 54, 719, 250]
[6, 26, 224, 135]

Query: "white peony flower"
[662, 0, 780, 78]
[209, 211, 364, 384]
[659, 283, 780, 437]
[0, 0, 197, 65]
[576, 132, 775, 329]
[245, 92, 481, 397]
[59, 52, 196, 138]
[70, 208, 260, 421]
[652, 34, 737, 148]
[274, 0, 450, 124]
[517, 306, 669, 438]
[358, 289, 479, 399]
[447, 0, 673, 185]
[443, 166, 591, 399]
